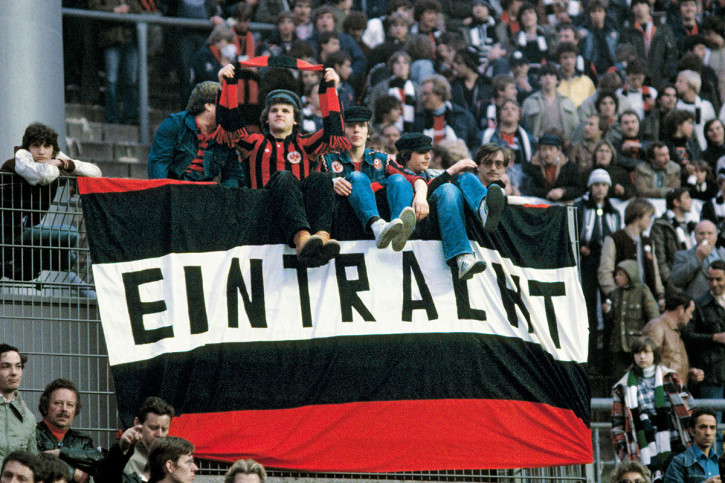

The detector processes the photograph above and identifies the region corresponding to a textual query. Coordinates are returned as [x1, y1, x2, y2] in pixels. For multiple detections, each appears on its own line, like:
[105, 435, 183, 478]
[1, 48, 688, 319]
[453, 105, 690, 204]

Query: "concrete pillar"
[0, 1, 66, 156]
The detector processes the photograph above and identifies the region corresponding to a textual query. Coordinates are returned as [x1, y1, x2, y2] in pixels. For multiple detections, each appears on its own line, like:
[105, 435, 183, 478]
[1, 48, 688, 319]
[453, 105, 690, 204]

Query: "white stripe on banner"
[93, 240, 588, 366]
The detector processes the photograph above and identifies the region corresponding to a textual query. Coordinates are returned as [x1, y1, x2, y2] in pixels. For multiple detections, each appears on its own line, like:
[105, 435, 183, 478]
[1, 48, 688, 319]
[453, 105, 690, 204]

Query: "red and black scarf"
[216, 55, 349, 152]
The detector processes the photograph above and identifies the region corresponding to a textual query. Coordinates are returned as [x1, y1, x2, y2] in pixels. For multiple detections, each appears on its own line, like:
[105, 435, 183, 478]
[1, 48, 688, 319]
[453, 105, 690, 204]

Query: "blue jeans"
[430, 172, 488, 262]
[347, 172, 413, 227]
[104, 40, 139, 123]
[699, 384, 724, 455]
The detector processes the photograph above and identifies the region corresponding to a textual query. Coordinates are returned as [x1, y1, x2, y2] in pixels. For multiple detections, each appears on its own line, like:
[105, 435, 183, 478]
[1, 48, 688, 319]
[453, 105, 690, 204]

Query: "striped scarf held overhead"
[388, 78, 416, 132]
[216, 56, 349, 152]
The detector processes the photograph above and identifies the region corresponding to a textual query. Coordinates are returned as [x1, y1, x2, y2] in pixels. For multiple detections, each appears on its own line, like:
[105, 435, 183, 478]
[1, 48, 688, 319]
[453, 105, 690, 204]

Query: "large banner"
[79, 178, 592, 472]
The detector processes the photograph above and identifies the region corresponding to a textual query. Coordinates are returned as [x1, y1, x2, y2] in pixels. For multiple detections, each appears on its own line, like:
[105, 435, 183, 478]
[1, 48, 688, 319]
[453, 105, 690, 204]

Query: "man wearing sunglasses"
[665, 408, 720, 483]
[610, 461, 651, 483]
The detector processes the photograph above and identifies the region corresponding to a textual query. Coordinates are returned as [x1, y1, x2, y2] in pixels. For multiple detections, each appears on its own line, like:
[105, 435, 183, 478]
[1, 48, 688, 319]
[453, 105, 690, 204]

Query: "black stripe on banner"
[110, 332, 590, 428]
[81, 182, 575, 269]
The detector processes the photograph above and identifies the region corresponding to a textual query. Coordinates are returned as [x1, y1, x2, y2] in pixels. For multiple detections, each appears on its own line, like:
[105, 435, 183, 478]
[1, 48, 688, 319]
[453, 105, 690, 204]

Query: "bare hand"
[413, 198, 429, 220]
[705, 476, 721, 483]
[696, 240, 713, 261]
[218, 64, 236, 83]
[333, 178, 352, 196]
[119, 424, 143, 453]
[74, 468, 90, 483]
[114, 4, 130, 13]
[621, 140, 641, 153]
[546, 188, 565, 201]
[689, 367, 705, 382]
[614, 184, 625, 196]
[44, 449, 61, 457]
[713, 332, 725, 344]
[210, 15, 225, 25]
[323, 67, 340, 88]
[446, 158, 477, 176]
[580, 245, 591, 256]
[658, 298, 665, 313]
[601, 302, 610, 314]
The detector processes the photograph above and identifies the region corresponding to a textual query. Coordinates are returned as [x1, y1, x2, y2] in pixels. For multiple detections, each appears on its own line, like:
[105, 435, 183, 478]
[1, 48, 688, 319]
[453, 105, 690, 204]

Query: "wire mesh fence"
[1, 174, 594, 481]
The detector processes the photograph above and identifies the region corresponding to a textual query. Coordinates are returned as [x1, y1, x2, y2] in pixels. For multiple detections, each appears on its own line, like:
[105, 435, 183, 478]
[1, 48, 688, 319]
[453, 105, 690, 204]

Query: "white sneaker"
[479, 183, 505, 231]
[372, 218, 403, 249]
[392, 206, 416, 252]
[457, 254, 487, 281]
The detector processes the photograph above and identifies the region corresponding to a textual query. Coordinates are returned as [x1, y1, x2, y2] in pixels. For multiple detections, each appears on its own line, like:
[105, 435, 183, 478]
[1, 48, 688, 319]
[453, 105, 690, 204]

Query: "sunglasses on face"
[482, 159, 507, 168]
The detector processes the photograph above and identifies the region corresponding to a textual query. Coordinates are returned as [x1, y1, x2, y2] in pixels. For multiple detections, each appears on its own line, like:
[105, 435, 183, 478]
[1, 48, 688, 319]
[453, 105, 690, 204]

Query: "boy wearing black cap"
[217, 63, 347, 266]
[387, 133, 505, 280]
[323, 106, 417, 250]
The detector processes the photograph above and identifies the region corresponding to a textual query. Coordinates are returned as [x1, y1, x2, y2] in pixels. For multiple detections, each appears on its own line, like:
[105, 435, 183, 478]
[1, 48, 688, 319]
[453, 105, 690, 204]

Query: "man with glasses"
[664, 408, 720, 483]
[610, 461, 652, 483]
[474, 143, 516, 195]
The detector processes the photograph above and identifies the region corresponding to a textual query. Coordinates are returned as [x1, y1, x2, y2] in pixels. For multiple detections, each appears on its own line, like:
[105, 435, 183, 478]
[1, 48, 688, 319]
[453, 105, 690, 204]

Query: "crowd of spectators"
[0, 342, 268, 483]
[18, 0, 725, 479]
[65, 0, 725, 381]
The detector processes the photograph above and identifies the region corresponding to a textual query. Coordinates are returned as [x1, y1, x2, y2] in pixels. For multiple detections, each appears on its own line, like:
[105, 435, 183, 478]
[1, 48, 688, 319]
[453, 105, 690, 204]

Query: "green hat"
[343, 106, 372, 123]
[395, 133, 433, 153]
[265, 89, 302, 111]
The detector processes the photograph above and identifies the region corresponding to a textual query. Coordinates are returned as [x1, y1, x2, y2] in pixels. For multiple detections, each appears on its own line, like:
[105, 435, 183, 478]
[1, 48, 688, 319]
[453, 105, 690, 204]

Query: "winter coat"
[522, 151, 584, 201]
[605, 260, 660, 354]
[36, 421, 103, 477]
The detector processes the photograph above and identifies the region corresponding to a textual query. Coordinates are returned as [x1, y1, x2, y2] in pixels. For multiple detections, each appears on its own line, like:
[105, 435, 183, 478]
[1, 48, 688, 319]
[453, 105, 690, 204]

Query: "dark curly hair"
[21, 122, 60, 157]
[38, 378, 82, 417]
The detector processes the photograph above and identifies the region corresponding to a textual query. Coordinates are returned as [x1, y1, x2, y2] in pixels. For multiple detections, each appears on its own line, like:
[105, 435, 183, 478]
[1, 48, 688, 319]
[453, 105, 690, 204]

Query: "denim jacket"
[323, 150, 390, 183]
[147, 111, 246, 187]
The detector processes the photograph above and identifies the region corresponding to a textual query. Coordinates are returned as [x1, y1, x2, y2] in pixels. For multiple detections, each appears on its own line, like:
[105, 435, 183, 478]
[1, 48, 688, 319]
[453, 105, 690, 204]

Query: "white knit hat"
[587, 168, 611, 187]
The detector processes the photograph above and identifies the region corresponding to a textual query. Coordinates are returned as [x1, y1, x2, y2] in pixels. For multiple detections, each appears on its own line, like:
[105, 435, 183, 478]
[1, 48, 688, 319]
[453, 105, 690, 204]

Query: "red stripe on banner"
[77, 177, 214, 195]
[170, 399, 591, 471]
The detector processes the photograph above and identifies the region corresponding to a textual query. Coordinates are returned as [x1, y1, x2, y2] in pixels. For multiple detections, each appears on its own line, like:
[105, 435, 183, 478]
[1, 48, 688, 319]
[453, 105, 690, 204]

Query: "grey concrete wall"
[0, 0, 66, 155]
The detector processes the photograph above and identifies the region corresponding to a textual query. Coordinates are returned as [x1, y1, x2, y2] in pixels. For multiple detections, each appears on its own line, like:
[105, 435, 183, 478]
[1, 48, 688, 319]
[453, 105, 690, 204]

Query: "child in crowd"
[387, 133, 506, 280]
[323, 106, 417, 250]
[602, 260, 660, 382]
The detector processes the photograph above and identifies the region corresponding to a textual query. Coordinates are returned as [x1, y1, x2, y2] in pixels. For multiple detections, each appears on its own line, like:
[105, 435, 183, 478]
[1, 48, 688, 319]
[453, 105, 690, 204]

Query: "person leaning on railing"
[1, 122, 101, 285]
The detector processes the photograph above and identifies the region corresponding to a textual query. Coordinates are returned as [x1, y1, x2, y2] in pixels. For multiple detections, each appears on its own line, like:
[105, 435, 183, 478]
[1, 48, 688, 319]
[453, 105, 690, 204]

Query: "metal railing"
[61, 8, 275, 144]
[2, 174, 723, 482]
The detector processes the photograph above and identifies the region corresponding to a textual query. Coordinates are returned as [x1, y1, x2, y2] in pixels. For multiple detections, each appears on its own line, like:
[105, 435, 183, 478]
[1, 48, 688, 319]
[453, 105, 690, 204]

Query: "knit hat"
[343, 106, 372, 123]
[265, 89, 303, 111]
[395, 133, 433, 152]
[539, 133, 562, 147]
[587, 168, 612, 187]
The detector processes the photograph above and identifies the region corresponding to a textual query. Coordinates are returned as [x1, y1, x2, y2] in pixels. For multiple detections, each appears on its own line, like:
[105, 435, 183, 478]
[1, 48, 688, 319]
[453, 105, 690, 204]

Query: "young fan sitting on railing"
[1, 122, 101, 297]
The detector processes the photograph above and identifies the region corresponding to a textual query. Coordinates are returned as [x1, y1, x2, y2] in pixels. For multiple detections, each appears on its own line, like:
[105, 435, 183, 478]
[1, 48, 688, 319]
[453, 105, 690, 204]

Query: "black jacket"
[36, 421, 103, 477]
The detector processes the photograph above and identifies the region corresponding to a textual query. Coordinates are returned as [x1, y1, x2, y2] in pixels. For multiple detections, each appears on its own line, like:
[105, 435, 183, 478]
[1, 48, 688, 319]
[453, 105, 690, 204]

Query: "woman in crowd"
[367, 51, 420, 132]
[611, 336, 693, 482]
[703, 118, 725, 168]
[610, 461, 652, 483]
[661, 110, 701, 180]
[585, 140, 636, 200]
